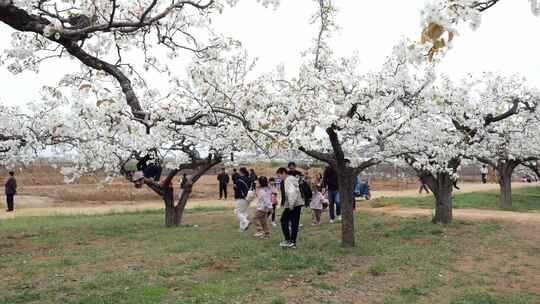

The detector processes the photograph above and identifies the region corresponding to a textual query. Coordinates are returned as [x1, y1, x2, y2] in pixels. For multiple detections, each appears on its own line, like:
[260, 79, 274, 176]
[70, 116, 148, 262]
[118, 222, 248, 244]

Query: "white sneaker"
[279, 240, 290, 247]
[272, 222, 277, 227]
[241, 221, 251, 232]
[286, 242, 296, 249]
[254, 232, 264, 237]
[337, 216, 342, 222]
[329, 219, 334, 224]
[299, 224, 304, 228]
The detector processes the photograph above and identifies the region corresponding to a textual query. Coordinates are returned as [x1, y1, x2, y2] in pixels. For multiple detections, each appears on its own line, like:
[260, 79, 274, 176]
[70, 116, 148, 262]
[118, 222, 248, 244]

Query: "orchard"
[1, 1, 540, 303]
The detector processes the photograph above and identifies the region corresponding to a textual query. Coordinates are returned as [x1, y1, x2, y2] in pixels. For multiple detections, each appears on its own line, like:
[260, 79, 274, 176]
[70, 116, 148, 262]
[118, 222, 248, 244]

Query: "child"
[254, 176, 273, 238]
[309, 183, 323, 225]
[268, 177, 278, 226]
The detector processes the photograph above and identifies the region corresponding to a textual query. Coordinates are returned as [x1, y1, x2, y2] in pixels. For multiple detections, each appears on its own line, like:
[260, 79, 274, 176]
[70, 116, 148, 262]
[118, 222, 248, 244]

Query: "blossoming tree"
[441, 73, 540, 209]
[257, 0, 435, 246]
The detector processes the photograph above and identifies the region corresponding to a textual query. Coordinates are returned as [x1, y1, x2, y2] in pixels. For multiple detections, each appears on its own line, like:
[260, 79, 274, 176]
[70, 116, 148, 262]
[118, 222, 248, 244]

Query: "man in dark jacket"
[217, 168, 230, 200]
[322, 165, 340, 223]
[5, 171, 17, 212]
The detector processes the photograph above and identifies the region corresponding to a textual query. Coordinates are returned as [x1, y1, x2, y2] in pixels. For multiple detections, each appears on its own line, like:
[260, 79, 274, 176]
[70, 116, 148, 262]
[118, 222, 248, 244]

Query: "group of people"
[230, 162, 370, 249]
[216, 167, 258, 200]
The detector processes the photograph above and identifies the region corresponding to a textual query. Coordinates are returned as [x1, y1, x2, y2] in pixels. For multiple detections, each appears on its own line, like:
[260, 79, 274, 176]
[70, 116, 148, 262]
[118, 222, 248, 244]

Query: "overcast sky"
[1, 0, 540, 106]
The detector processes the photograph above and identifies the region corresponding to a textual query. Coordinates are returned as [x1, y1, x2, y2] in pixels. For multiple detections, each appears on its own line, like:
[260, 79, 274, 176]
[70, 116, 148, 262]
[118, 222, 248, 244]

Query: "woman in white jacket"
[276, 167, 304, 248]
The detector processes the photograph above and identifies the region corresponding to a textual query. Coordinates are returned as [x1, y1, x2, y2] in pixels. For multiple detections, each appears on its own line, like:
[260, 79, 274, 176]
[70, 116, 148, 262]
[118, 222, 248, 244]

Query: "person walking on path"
[253, 176, 273, 239]
[322, 165, 340, 223]
[277, 167, 304, 249]
[419, 175, 430, 194]
[480, 165, 488, 184]
[5, 171, 17, 212]
[217, 168, 230, 200]
[234, 167, 252, 232]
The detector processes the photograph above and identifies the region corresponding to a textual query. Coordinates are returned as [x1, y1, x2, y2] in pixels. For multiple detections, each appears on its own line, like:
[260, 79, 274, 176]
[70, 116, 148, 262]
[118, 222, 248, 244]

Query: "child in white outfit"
[310, 184, 323, 225]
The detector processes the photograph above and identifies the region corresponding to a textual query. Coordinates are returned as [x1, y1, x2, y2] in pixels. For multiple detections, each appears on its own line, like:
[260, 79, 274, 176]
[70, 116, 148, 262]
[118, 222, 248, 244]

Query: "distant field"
[377, 187, 540, 212]
[1, 209, 538, 303]
[3, 163, 425, 203]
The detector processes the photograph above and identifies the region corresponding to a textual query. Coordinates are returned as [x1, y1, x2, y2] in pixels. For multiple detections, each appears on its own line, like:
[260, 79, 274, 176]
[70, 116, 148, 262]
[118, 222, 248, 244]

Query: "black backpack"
[298, 177, 313, 207]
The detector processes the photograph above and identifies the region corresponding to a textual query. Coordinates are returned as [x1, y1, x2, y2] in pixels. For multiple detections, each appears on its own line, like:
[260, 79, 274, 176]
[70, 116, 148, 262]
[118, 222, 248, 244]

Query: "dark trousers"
[267, 204, 277, 222]
[419, 183, 429, 194]
[481, 174, 487, 184]
[280, 206, 302, 244]
[219, 183, 227, 199]
[6, 194, 14, 211]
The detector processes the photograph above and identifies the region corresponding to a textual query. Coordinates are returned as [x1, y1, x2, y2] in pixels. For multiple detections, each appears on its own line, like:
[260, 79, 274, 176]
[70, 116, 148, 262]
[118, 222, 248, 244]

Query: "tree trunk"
[497, 162, 515, 210]
[163, 186, 178, 227]
[431, 172, 453, 224]
[337, 169, 356, 247]
[174, 183, 193, 226]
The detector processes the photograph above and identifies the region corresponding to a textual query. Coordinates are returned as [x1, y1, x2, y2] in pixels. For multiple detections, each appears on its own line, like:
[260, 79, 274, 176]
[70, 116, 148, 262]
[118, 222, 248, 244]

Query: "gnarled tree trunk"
[337, 169, 356, 247]
[140, 154, 221, 227]
[496, 161, 518, 210]
[173, 182, 194, 226]
[431, 172, 453, 224]
[299, 127, 378, 248]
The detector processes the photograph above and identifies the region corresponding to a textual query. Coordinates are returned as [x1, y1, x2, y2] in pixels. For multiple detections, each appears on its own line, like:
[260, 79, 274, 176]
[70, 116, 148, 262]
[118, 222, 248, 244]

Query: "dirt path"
[358, 205, 540, 223]
[1, 182, 539, 221]
[370, 181, 539, 199]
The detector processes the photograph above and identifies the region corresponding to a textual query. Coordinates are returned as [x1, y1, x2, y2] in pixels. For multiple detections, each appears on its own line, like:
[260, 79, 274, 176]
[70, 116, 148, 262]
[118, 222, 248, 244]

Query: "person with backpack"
[287, 161, 312, 207]
[234, 167, 252, 232]
[277, 167, 304, 248]
[322, 165, 340, 223]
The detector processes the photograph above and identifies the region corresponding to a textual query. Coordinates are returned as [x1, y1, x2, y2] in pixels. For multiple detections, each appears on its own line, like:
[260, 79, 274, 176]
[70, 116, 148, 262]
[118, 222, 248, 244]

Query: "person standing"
[480, 165, 488, 184]
[180, 173, 187, 189]
[277, 167, 304, 248]
[234, 167, 251, 232]
[249, 168, 258, 190]
[322, 165, 340, 223]
[5, 171, 17, 212]
[253, 176, 273, 239]
[287, 162, 302, 177]
[309, 183, 323, 225]
[268, 177, 279, 226]
[217, 168, 230, 200]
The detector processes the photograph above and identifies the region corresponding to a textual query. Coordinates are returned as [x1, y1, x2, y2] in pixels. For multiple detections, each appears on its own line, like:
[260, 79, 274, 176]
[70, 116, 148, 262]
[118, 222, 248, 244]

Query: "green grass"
[0, 207, 538, 304]
[379, 187, 540, 212]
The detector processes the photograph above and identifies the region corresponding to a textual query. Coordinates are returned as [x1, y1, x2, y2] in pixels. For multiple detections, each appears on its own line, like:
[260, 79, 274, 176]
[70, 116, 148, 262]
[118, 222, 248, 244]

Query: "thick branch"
[0, 3, 147, 124]
[298, 146, 333, 164]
